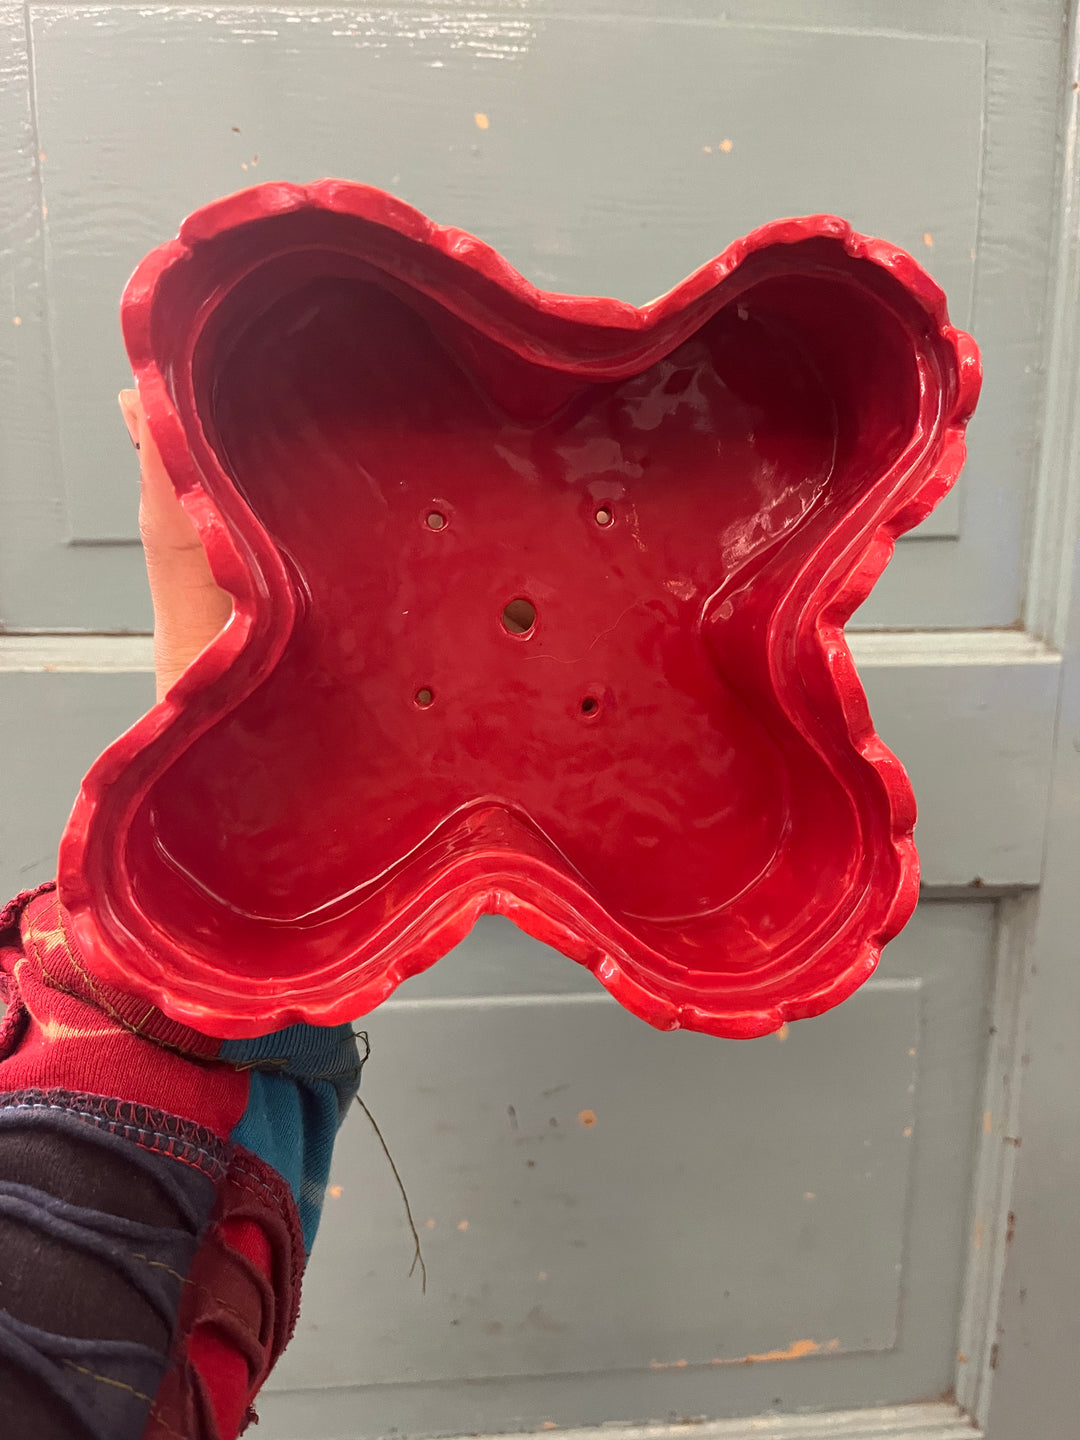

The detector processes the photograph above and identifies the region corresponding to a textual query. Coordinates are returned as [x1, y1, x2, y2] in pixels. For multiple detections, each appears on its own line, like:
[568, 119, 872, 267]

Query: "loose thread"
[354, 1093, 427, 1294]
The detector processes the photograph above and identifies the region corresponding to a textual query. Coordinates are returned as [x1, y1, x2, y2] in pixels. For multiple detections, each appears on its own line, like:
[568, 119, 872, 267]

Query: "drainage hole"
[595, 507, 613, 526]
[426, 511, 447, 530]
[502, 598, 536, 635]
[581, 696, 599, 715]
[415, 688, 435, 707]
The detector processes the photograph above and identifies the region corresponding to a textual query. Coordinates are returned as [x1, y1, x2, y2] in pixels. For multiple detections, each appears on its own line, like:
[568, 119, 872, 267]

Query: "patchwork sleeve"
[0, 883, 364, 1440]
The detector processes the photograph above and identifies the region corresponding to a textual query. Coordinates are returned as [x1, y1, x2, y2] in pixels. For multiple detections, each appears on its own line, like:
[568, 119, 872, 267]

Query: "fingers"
[120, 390, 233, 702]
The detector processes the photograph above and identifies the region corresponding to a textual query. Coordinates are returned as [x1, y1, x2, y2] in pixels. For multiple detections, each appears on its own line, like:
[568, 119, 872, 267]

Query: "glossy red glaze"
[58, 183, 980, 1039]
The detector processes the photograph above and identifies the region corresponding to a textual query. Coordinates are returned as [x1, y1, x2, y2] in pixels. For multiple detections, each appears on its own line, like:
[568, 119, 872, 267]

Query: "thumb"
[120, 389, 232, 702]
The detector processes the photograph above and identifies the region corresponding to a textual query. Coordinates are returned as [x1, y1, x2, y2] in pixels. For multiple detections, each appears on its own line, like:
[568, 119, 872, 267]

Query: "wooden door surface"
[2, 4, 1077, 1437]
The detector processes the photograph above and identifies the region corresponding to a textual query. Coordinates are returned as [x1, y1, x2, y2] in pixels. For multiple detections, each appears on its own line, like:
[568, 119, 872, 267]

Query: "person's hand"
[119, 389, 232, 702]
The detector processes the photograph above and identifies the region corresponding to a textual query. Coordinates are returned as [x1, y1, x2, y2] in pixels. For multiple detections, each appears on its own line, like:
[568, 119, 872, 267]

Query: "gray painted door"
[1, 3, 1075, 1438]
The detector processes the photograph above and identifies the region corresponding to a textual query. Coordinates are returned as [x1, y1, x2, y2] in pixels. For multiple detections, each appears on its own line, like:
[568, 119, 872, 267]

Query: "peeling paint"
[706, 1338, 834, 1367]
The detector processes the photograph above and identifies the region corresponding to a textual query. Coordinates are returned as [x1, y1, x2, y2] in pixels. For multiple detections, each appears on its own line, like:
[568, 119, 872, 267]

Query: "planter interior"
[59, 190, 979, 1037]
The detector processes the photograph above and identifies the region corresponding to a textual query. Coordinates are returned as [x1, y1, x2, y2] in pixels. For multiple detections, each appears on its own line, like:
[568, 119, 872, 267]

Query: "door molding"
[954, 897, 1033, 1423]
[0, 629, 1061, 896]
[431, 1406, 979, 1440]
[974, 4, 1080, 1437]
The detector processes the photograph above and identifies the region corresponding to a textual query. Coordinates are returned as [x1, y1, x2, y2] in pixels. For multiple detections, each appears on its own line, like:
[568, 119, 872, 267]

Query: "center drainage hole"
[415, 688, 435, 707]
[502, 598, 536, 635]
[595, 507, 613, 526]
[426, 511, 446, 530]
[581, 696, 599, 715]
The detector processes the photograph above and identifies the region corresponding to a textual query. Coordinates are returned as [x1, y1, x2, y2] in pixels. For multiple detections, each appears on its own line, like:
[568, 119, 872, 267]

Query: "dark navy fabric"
[0, 1308, 169, 1440]
[0, 1092, 220, 1440]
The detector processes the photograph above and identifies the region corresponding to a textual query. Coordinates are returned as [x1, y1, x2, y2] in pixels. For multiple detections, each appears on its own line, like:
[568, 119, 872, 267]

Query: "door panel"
[261, 901, 993, 1436]
[33, 15, 983, 543]
[286, 986, 921, 1387]
[0, 2, 1063, 629]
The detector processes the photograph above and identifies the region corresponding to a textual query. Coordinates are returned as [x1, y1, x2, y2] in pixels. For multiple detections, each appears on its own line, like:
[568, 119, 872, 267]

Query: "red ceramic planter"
[58, 182, 980, 1039]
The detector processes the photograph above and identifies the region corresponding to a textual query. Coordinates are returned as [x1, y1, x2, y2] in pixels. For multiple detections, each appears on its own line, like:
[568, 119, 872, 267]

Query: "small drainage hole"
[595, 507, 613, 526]
[581, 696, 599, 715]
[426, 511, 447, 530]
[415, 688, 435, 707]
[502, 598, 536, 634]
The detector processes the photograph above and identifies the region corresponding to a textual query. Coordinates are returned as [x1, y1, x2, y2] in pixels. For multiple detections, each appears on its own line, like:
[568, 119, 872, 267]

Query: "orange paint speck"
[474, 112, 490, 130]
[457, 1219, 469, 1232]
[710, 1338, 823, 1366]
[719, 139, 734, 153]
[425, 1218, 436, 1230]
[776, 1022, 789, 1042]
[702, 145, 713, 154]
[328, 1184, 343, 1199]
[12, 316, 21, 326]
[903, 1126, 913, 1138]
[923, 231, 934, 248]
[748, 1338, 820, 1363]
[538, 1271, 548, 1281]
[578, 1109, 597, 1128]
[983, 1110, 993, 1134]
